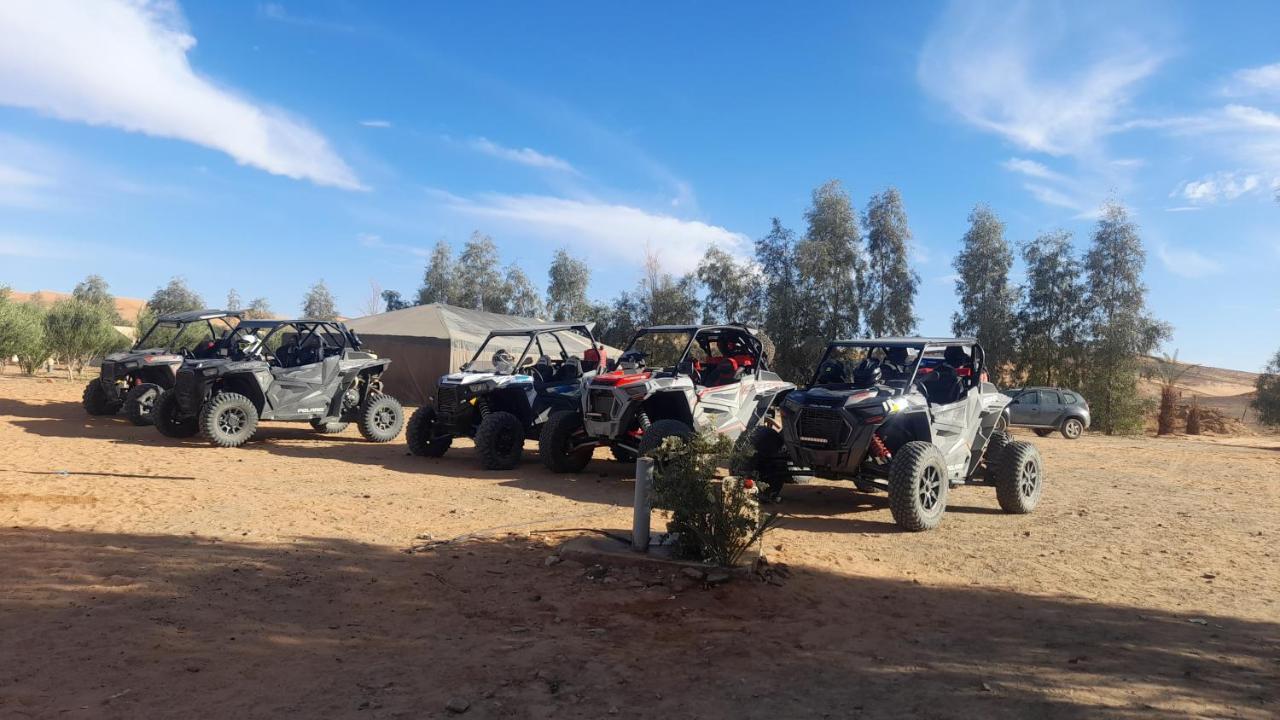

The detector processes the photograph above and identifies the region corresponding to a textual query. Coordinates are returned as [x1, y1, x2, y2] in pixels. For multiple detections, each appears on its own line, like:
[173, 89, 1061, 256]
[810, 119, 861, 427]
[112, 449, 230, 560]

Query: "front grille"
[436, 385, 461, 415]
[797, 407, 845, 447]
[588, 390, 615, 419]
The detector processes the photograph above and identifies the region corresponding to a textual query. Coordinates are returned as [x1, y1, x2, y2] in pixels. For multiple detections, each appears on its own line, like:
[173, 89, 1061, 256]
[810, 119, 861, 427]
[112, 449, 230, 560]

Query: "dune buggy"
[82, 309, 241, 425]
[752, 337, 1043, 530]
[405, 324, 604, 470]
[539, 324, 794, 472]
[152, 319, 403, 447]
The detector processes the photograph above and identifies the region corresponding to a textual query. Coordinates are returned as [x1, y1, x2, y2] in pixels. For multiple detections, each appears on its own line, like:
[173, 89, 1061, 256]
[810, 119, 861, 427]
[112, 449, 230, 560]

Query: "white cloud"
[918, 1, 1164, 157]
[1225, 62, 1280, 97]
[467, 137, 578, 174]
[1002, 157, 1070, 183]
[360, 119, 392, 129]
[1156, 244, 1223, 279]
[1164, 206, 1202, 213]
[0, 0, 363, 190]
[1173, 171, 1271, 204]
[433, 191, 748, 274]
[1024, 184, 1083, 211]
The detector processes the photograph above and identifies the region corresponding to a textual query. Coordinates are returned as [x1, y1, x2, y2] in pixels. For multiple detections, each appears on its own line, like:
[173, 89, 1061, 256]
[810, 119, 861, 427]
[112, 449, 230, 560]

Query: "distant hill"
[9, 289, 147, 324]
[1137, 355, 1265, 433]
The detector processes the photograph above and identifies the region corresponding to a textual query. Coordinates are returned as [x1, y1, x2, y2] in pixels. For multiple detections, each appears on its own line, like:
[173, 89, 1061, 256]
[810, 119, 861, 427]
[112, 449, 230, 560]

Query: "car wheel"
[200, 392, 259, 448]
[1033, 428, 1054, 437]
[406, 406, 452, 457]
[82, 381, 121, 416]
[995, 441, 1044, 514]
[476, 411, 525, 470]
[1061, 417, 1084, 440]
[152, 390, 198, 438]
[358, 393, 404, 442]
[538, 411, 593, 473]
[887, 441, 949, 531]
[310, 419, 350, 434]
[735, 426, 787, 496]
[123, 383, 162, 426]
[638, 419, 694, 459]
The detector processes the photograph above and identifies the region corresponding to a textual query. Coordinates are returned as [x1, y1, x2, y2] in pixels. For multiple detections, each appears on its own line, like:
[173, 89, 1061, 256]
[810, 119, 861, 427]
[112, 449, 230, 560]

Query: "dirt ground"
[1, 374, 1277, 719]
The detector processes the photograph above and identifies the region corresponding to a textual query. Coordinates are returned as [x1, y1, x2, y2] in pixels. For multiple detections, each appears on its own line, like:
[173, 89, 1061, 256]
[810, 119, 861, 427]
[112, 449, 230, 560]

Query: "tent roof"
[347, 304, 608, 350]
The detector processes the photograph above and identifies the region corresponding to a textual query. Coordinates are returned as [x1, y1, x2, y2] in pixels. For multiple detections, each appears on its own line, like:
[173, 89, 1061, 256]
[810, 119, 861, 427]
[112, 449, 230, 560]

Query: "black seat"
[532, 355, 555, 383]
[815, 360, 847, 385]
[554, 356, 582, 383]
[921, 365, 964, 405]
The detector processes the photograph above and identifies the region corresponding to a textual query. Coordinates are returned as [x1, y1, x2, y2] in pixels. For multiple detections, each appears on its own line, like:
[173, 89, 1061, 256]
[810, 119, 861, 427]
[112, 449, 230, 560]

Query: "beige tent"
[346, 304, 617, 406]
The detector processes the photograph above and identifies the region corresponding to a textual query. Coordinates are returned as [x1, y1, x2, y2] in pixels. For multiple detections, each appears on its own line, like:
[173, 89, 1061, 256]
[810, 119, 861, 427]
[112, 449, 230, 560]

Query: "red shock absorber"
[869, 432, 892, 464]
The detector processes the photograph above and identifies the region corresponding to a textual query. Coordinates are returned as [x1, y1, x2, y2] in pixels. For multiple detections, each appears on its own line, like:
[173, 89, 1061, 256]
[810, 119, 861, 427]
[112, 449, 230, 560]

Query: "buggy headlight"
[882, 398, 909, 414]
[623, 382, 648, 398]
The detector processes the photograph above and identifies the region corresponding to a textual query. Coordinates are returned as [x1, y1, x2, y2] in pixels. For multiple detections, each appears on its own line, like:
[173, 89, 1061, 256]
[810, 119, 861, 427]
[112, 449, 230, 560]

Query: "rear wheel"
[888, 441, 949, 531]
[638, 419, 694, 459]
[358, 393, 404, 442]
[475, 411, 525, 470]
[984, 429, 1013, 480]
[200, 392, 259, 448]
[610, 445, 637, 463]
[406, 406, 451, 457]
[1060, 417, 1084, 440]
[737, 426, 786, 497]
[82, 381, 121, 416]
[152, 390, 198, 438]
[1033, 428, 1054, 437]
[539, 411, 594, 473]
[310, 419, 350, 434]
[123, 383, 162, 426]
[995, 441, 1044, 513]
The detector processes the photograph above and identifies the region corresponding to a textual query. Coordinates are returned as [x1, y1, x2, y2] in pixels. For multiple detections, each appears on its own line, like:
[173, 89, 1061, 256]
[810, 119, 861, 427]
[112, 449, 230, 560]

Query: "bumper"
[782, 407, 875, 476]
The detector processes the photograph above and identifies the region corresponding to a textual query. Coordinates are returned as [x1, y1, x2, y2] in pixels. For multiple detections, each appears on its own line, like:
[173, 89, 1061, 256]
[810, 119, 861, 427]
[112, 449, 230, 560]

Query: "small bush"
[649, 432, 778, 567]
[44, 298, 127, 378]
[1185, 398, 1202, 435]
[0, 300, 51, 375]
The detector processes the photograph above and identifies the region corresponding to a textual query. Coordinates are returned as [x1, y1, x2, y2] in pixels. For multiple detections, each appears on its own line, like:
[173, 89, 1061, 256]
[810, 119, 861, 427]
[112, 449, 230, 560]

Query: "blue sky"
[1, 1, 1278, 371]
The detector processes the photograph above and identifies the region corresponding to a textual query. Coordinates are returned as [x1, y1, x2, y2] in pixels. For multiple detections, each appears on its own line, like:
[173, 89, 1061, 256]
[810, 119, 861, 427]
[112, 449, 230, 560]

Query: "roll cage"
[811, 337, 987, 402]
[134, 310, 242, 355]
[463, 324, 600, 377]
[229, 319, 362, 368]
[620, 324, 768, 380]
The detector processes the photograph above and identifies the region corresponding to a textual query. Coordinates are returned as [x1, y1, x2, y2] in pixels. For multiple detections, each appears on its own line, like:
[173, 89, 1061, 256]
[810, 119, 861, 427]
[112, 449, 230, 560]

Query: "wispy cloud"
[360, 119, 392, 129]
[1224, 62, 1280, 98]
[357, 232, 430, 258]
[432, 190, 748, 274]
[918, 1, 1166, 157]
[0, 0, 363, 190]
[1156, 243, 1223, 278]
[257, 2, 358, 33]
[465, 137, 579, 174]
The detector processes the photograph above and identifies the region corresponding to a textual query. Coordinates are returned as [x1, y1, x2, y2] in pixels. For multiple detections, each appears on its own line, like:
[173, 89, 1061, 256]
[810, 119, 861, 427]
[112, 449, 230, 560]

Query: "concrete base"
[556, 531, 760, 575]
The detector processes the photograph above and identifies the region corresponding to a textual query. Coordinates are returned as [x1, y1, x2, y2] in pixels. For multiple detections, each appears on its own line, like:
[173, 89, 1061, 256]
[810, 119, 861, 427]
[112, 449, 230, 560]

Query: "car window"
[1062, 391, 1079, 404]
[1015, 391, 1038, 404]
[1039, 390, 1062, 404]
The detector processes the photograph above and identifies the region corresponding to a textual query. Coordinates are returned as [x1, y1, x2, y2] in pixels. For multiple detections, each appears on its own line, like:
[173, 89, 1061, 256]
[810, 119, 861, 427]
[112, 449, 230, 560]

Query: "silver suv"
[1004, 387, 1090, 439]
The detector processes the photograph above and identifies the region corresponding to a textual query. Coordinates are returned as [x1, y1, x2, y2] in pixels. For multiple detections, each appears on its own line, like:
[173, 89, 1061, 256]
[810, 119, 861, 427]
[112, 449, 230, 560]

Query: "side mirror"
[677, 361, 696, 377]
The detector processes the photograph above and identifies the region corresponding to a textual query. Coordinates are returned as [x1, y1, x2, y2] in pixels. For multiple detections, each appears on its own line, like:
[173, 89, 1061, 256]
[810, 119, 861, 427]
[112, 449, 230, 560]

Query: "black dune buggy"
[406, 324, 604, 470]
[750, 337, 1044, 531]
[82, 309, 241, 425]
[538, 324, 794, 473]
[152, 319, 404, 448]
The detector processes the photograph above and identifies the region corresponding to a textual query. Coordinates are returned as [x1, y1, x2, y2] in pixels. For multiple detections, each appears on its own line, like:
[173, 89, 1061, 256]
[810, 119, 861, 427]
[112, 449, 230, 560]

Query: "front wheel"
[82, 381, 121, 416]
[358, 393, 404, 442]
[887, 441, 949, 531]
[995, 441, 1044, 513]
[638, 419, 694, 458]
[1033, 429, 1054, 437]
[406, 406, 452, 457]
[200, 392, 259, 448]
[123, 383, 162, 426]
[539, 411, 594, 473]
[475, 411, 525, 470]
[153, 390, 198, 438]
[1060, 417, 1084, 440]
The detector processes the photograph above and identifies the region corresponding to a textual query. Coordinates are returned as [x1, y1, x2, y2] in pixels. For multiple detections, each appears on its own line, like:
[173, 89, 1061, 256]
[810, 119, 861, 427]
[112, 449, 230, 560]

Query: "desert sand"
[1, 373, 1277, 719]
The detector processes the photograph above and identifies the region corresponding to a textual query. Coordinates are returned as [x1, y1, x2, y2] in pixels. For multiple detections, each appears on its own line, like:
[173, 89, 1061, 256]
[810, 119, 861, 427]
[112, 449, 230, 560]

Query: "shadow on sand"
[0, 527, 1275, 719]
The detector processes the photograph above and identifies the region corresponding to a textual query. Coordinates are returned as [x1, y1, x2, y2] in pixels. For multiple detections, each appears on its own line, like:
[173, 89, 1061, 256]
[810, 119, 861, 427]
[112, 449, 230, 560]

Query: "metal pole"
[632, 457, 654, 553]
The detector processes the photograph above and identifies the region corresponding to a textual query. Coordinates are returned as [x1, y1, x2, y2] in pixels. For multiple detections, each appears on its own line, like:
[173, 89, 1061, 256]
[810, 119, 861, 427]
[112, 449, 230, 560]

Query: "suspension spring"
[636, 410, 652, 430]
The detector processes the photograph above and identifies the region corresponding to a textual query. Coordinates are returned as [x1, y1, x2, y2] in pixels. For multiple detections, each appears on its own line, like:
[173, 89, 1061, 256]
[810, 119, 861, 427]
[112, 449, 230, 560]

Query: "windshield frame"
[464, 333, 537, 374]
[135, 316, 239, 354]
[809, 341, 928, 392]
[620, 328, 698, 371]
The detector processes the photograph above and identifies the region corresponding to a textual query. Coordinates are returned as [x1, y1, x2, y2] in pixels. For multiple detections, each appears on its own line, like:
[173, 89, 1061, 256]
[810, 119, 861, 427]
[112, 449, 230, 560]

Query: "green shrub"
[649, 432, 778, 567]
[44, 298, 127, 378]
[0, 301, 52, 375]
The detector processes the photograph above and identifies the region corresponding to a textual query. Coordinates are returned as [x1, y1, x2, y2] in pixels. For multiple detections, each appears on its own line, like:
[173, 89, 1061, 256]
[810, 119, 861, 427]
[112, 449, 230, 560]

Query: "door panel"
[267, 357, 339, 418]
[1009, 391, 1039, 425]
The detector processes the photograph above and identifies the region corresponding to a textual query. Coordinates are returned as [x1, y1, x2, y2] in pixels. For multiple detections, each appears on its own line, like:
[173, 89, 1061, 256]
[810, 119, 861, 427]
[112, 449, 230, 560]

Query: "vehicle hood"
[104, 349, 184, 365]
[440, 371, 533, 387]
